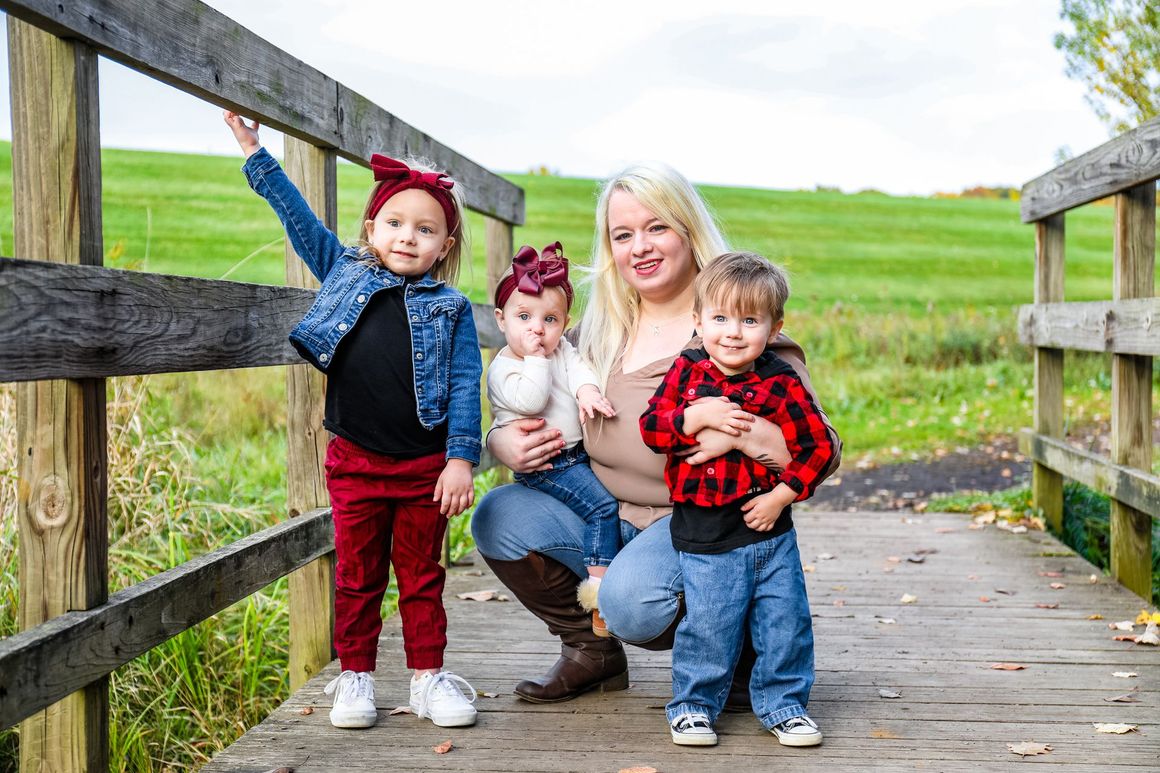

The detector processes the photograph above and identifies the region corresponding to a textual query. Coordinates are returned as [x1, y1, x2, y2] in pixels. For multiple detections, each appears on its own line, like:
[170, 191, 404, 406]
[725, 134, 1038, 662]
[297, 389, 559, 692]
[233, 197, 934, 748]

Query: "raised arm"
[487, 356, 552, 416]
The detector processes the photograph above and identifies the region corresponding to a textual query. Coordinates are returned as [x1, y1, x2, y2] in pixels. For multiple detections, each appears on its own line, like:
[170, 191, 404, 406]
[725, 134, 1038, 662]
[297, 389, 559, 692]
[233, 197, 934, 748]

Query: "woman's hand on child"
[435, 458, 475, 517]
[487, 418, 564, 473]
[576, 384, 616, 424]
[741, 484, 795, 532]
[683, 396, 753, 437]
[223, 111, 262, 158]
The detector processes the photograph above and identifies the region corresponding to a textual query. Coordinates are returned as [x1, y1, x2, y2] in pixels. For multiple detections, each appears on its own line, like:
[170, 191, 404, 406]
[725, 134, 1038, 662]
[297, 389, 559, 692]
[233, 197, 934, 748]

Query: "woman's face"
[607, 190, 697, 304]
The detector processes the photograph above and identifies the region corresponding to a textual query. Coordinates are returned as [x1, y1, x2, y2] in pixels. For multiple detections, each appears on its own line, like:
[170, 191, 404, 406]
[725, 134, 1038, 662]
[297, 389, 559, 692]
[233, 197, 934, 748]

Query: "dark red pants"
[325, 436, 448, 672]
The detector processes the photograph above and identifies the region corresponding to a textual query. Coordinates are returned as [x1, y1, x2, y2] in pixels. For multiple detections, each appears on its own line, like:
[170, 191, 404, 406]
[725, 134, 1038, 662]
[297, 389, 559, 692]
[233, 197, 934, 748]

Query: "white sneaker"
[771, 714, 823, 747]
[670, 712, 718, 746]
[323, 670, 377, 729]
[409, 671, 478, 727]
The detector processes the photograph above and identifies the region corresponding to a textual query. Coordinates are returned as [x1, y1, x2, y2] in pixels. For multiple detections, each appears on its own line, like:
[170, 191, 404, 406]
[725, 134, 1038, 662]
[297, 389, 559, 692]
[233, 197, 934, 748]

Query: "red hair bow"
[366, 153, 458, 231]
[495, 242, 574, 309]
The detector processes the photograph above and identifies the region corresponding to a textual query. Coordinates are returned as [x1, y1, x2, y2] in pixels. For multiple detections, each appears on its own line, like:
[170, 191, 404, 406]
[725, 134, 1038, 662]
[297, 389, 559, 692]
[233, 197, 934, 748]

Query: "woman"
[472, 162, 841, 704]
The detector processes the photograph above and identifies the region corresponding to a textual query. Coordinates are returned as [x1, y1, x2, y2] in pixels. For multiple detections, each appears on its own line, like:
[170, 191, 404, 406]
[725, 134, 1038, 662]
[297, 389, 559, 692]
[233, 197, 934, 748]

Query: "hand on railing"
[224, 111, 262, 158]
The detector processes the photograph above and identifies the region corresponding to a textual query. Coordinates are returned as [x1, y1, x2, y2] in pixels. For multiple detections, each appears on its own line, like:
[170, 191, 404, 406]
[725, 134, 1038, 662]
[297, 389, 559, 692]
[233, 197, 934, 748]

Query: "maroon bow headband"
[494, 242, 574, 310]
[367, 154, 458, 232]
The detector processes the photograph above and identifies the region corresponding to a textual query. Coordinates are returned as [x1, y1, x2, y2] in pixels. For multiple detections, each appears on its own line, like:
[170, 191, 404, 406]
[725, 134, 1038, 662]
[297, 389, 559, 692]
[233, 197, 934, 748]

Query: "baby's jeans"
[667, 528, 814, 729]
[325, 436, 448, 672]
[514, 445, 621, 569]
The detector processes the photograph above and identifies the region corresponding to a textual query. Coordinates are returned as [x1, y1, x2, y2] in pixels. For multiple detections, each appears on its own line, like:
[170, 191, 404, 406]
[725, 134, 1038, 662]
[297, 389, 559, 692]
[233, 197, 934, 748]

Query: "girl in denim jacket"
[226, 113, 482, 731]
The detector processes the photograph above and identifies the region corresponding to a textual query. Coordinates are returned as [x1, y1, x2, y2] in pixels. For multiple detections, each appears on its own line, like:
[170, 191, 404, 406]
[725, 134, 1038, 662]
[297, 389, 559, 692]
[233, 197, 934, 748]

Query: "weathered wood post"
[485, 215, 514, 486]
[1032, 214, 1065, 532]
[1110, 183, 1155, 598]
[9, 18, 108, 772]
[284, 137, 338, 689]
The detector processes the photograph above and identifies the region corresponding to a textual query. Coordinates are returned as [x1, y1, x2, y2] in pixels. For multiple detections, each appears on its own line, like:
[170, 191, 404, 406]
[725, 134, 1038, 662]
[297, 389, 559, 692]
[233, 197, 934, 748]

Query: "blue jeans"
[471, 483, 682, 644]
[514, 446, 620, 568]
[667, 529, 814, 729]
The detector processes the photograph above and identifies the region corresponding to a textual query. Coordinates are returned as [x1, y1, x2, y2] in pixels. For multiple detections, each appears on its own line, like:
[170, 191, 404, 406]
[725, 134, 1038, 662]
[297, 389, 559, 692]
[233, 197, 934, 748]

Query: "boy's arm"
[487, 356, 552, 416]
[639, 359, 699, 453]
[242, 147, 346, 282]
[445, 298, 484, 466]
[768, 375, 836, 501]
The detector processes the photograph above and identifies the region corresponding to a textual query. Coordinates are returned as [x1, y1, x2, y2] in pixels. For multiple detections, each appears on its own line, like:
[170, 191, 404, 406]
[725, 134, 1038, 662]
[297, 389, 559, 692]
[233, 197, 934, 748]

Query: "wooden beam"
[1032, 214, 1065, 532]
[283, 138, 337, 690]
[0, 508, 335, 732]
[1021, 116, 1160, 223]
[1018, 431, 1160, 520]
[9, 18, 108, 771]
[0, 258, 505, 382]
[1016, 297, 1160, 355]
[0, 0, 524, 224]
[483, 216, 515, 488]
[1110, 183, 1155, 599]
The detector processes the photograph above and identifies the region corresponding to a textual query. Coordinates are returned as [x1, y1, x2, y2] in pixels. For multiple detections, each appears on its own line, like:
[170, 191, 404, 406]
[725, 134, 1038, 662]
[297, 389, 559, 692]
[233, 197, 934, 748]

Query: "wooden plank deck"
[204, 509, 1159, 772]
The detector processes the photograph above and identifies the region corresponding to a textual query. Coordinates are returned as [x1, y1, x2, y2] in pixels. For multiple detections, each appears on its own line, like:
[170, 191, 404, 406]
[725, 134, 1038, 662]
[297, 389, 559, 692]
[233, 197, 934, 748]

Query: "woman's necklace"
[642, 310, 691, 336]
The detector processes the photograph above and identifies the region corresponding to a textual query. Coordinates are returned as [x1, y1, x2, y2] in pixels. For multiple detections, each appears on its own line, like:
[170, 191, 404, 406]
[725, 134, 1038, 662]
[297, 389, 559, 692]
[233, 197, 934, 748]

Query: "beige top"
[583, 332, 835, 530]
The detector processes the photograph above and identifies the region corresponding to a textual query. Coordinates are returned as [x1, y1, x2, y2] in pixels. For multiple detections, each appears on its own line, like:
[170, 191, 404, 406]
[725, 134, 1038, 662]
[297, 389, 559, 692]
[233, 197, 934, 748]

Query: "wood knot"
[33, 474, 71, 530]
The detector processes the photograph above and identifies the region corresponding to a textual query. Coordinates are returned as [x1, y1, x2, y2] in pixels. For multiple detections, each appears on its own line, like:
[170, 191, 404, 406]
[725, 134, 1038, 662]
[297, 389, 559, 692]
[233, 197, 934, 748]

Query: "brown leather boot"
[484, 551, 629, 703]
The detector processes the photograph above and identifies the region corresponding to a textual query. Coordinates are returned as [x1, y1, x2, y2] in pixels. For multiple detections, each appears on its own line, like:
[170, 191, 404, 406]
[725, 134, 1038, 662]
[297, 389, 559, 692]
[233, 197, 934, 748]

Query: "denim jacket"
[243, 148, 483, 465]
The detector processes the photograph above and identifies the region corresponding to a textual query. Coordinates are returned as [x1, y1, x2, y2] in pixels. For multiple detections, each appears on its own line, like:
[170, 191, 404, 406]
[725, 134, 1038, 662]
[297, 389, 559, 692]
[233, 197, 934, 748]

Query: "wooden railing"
[0, 1, 520, 770]
[1018, 117, 1159, 600]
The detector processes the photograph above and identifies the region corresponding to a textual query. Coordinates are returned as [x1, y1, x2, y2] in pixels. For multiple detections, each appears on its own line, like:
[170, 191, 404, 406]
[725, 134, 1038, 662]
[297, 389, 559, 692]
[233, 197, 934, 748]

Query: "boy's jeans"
[667, 529, 814, 729]
[515, 445, 620, 568]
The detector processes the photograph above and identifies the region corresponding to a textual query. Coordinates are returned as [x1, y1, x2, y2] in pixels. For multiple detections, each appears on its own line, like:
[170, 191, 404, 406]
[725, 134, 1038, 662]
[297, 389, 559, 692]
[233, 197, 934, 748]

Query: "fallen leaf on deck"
[1035, 603, 1060, 609]
[1093, 723, 1137, 734]
[1038, 571, 1063, 578]
[968, 522, 985, 530]
[877, 689, 902, 699]
[1135, 609, 1160, 625]
[1007, 742, 1052, 757]
[265, 768, 294, 773]
[886, 556, 901, 563]
[389, 706, 412, 716]
[619, 767, 659, 773]
[1103, 688, 1139, 703]
[899, 594, 918, 604]
[1112, 634, 1138, 641]
[299, 707, 313, 716]
[802, 564, 816, 573]
[831, 585, 847, 591]
[1049, 583, 1066, 590]
[974, 512, 997, 525]
[990, 663, 1026, 670]
[1010, 525, 1028, 534]
[876, 617, 897, 625]
[456, 590, 509, 602]
[1109, 621, 1135, 631]
[913, 547, 939, 556]
[817, 553, 836, 560]
[833, 599, 846, 607]
[432, 740, 454, 754]
[870, 728, 900, 739]
[1088, 574, 1099, 583]
[967, 574, 979, 581]
[935, 527, 955, 534]
[1111, 672, 1138, 678]
[1139, 621, 1160, 645]
[913, 502, 928, 513]
[979, 595, 993, 603]
[994, 588, 1014, 595]
[476, 690, 499, 698]
[1088, 614, 1104, 620]
[906, 555, 925, 564]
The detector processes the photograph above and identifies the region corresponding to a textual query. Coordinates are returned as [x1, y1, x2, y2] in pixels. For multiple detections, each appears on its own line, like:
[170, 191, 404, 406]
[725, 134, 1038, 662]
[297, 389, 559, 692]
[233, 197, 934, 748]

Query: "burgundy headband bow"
[494, 242, 574, 310]
[367, 153, 458, 232]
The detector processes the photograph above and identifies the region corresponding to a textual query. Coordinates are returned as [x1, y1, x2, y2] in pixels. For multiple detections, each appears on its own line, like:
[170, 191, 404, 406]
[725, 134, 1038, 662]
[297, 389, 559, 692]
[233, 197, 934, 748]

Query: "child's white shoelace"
[324, 671, 375, 704]
[413, 672, 477, 719]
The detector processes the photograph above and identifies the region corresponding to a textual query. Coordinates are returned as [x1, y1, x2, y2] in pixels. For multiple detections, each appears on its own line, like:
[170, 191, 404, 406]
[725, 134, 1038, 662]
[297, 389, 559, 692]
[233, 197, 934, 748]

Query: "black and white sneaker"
[771, 715, 823, 746]
[670, 712, 718, 746]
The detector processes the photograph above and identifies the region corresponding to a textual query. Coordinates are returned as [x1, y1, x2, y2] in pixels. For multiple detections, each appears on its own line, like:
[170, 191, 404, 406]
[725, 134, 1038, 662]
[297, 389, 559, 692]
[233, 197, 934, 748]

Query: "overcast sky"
[0, 0, 1113, 195]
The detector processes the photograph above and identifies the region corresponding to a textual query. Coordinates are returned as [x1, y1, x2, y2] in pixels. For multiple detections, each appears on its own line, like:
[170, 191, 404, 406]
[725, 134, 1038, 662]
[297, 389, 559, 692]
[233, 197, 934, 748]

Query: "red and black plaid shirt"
[640, 347, 835, 508]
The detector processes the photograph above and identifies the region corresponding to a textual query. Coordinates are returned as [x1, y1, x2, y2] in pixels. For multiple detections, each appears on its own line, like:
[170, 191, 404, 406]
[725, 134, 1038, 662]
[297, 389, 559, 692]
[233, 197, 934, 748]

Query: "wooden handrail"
[0, 0, 525, 225]
[1017, 297, 1160, 356]
[1021, 116, 1160, 223]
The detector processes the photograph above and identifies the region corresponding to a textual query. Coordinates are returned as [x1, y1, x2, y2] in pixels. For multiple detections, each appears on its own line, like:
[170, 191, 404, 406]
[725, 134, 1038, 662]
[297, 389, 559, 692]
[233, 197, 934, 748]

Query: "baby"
[487, 243, 620, 635]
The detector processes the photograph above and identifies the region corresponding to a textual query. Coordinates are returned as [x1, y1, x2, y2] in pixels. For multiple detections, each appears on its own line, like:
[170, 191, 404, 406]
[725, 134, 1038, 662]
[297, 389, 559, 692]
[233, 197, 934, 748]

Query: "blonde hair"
[694, 251, 790, 323]
[578, 162, 728, 387]
[356, 155, 469, 285]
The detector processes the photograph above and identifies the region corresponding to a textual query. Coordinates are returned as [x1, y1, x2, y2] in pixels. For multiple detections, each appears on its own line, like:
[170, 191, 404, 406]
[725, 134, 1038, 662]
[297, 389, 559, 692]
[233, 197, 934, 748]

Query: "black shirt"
[672, 494, 793, 554]
[323, 284, 447, 458]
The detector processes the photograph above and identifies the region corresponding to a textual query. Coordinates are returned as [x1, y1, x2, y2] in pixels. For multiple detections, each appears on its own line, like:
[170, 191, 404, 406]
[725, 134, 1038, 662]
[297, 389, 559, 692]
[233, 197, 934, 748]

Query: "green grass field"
[0, 142, 1156, 771]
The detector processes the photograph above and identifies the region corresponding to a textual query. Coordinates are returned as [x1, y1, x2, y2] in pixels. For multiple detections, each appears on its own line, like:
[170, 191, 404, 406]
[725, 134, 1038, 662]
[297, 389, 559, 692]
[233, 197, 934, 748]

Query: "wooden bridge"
[0, 1, 1157, 771]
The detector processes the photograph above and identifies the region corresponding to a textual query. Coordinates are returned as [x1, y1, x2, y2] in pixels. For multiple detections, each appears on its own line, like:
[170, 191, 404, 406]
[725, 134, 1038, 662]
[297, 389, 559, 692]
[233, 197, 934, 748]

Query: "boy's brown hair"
[694, 251, 790, 322]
